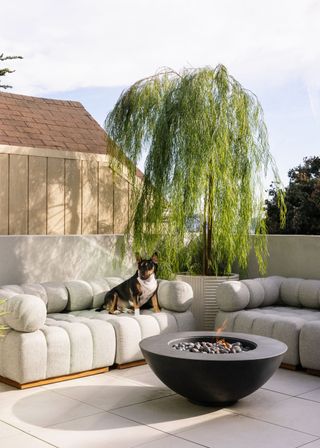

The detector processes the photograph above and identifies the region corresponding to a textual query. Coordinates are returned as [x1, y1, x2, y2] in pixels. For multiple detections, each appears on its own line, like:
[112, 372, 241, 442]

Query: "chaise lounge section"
[0, 277, 194, 388]
[215, 276, 320, 372]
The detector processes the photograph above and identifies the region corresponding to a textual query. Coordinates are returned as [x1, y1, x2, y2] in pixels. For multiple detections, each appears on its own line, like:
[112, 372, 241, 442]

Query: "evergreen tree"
[266, 156, 320, 234]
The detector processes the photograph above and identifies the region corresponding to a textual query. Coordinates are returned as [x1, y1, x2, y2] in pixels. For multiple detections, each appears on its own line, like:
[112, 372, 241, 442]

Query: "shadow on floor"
[12, 384, 223, 430]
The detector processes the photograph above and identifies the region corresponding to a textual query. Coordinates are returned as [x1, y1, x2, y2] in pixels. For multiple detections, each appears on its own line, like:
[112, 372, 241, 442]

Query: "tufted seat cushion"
[61, 308, 195, 364]
[215, 306, 320, 366]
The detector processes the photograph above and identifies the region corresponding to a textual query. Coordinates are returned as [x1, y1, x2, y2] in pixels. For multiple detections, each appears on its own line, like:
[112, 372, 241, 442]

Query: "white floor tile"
[263, 369, 320, 396]
[229, 388, 291, 417]
[111, 393, 231, 433]
[0, 388, 102, 431]
[2, 366, 320, 448]
[176, 412, 316, 448]
[29, 411, 169, 448]
[48, 376, 173, 411]
[0, 420, 24, 439]
[298, 439, 320, 448]
[299, 387, 320, 403]
[242, 396, 320, 436]
[136, 434, 204, 448]
[0, 432, 55, 447]
[109, 365, 171, 390]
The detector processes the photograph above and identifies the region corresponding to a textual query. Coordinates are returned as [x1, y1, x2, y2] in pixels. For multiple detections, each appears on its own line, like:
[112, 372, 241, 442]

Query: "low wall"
[0, 235, 135, 285]
[247, 235, 320, 280]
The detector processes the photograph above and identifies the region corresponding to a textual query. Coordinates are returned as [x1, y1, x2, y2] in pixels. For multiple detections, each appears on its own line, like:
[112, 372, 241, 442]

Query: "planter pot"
[176, 273, 239, 330]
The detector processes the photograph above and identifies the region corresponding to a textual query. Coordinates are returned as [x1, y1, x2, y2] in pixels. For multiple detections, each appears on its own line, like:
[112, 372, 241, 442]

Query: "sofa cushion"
[298, 280, 320, 309]
[46, 315, 116, 371]
[2, 294, 46, 332]
[157, 280, 193, 312]
[300, 321, 320, 370]
[0, 285, 24, 297]
[87, 279, 111, 309]
[216, 281, 250, 312]
[63, 308, 195, 364]
[242, 279, 265, 308]
[0, 287, 22, 299]
[280, 278, 303, 307]
[41, 282, 69, 313]
[65, 280, 93, 311]
[280, 278, 320, 309]
[256, 276, 284, 306]
[21, 283, 48, 307]
[215, 306, 306, 365]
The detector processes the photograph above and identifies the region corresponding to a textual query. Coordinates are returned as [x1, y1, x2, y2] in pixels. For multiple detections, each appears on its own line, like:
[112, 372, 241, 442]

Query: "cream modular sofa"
[216, 276, 320, 372]
[0, 277, 194, 388]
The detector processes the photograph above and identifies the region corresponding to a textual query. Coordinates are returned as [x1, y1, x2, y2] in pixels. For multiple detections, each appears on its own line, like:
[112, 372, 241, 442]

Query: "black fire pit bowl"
[140, 331, 287, 405]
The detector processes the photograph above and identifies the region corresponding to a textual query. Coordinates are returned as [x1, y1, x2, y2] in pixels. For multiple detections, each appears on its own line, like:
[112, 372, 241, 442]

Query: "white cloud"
[2, 0, 320, 95]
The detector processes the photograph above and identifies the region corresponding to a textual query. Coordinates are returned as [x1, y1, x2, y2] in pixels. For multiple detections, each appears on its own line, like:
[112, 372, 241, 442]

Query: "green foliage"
[266, 156, 320, 234]
[106, 65, 285, 277]
[0, 53, 23, 90]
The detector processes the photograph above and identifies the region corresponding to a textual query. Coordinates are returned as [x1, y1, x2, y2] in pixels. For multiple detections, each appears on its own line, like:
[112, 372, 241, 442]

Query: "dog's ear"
[135, 253, 142, 263]
[151, 252, 158, 264]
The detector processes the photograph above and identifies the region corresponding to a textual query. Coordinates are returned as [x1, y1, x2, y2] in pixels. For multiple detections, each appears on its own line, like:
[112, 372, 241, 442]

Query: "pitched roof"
[0, 91, 108, 153]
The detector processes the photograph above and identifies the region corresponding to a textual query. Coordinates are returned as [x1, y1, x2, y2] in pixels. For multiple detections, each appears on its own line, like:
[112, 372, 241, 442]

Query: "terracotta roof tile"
[0, 91, 107, 154]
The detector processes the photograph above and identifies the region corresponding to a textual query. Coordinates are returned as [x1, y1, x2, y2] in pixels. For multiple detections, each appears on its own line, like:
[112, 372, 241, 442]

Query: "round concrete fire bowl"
[140, 331, 287, 405]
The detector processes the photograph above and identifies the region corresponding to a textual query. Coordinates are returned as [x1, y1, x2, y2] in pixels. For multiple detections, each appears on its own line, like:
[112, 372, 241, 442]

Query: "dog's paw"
[125, 308, 134, 314]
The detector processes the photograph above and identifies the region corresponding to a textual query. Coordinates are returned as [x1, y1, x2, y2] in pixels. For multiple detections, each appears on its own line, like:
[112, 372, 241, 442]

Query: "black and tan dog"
[96, 253, 160, 314]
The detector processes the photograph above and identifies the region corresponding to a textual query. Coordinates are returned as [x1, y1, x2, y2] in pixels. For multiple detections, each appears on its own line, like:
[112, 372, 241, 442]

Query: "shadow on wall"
[0, 235, 136, 284]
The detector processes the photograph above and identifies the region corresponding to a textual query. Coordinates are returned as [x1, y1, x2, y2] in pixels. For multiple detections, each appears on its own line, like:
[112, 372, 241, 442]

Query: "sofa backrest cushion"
[65, 277, 123, 311]
[2, 294, 47, 332]
[21, 283, 48, 307]
[256, 276, 285, 306]
[41, 282, 69, 313]
[280, 278, 320, 309]
[65, 280, 94, 311]
[216, 281, 250, 312]
[216, 276, 285, 312]
[0, 285, 24, 299]
[241, 280, 265, 308]
[87, 279, 111, 309]
[158, 280, 193, 312]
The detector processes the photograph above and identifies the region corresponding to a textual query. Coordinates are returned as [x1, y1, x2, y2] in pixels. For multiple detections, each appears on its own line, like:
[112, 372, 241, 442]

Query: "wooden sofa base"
[280, 362, 300, 371]
[115, 360, 147, 369]
[306, 368, 320, 377]
[0, 367, 109, 389]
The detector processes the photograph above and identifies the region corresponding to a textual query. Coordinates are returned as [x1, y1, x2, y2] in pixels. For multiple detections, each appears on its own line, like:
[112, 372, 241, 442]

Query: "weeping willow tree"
[106, 65, 286, 277]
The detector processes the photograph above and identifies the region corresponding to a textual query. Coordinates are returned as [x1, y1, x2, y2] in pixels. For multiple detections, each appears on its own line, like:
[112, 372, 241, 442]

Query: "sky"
[2, 0, 320, 185]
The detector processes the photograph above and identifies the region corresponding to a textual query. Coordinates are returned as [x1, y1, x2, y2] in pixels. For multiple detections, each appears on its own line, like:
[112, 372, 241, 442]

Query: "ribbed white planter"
[176, 273, 239, 330]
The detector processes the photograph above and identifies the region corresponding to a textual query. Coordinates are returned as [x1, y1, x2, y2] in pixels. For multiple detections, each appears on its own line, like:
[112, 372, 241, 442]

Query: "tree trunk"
[207, 173, 214, 275]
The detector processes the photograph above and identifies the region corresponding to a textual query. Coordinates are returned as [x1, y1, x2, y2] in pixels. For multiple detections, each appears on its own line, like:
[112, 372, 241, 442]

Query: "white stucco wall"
[0, 235, 136, 285]
[247, 235, 320, 280]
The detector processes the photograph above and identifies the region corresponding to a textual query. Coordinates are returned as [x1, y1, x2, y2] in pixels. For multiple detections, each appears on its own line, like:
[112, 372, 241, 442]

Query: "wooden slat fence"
[0, 146, 133, 235]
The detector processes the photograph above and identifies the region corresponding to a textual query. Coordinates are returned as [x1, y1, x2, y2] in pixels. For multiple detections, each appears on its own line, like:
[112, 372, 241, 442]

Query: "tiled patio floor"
[1, 366, 320, 448]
